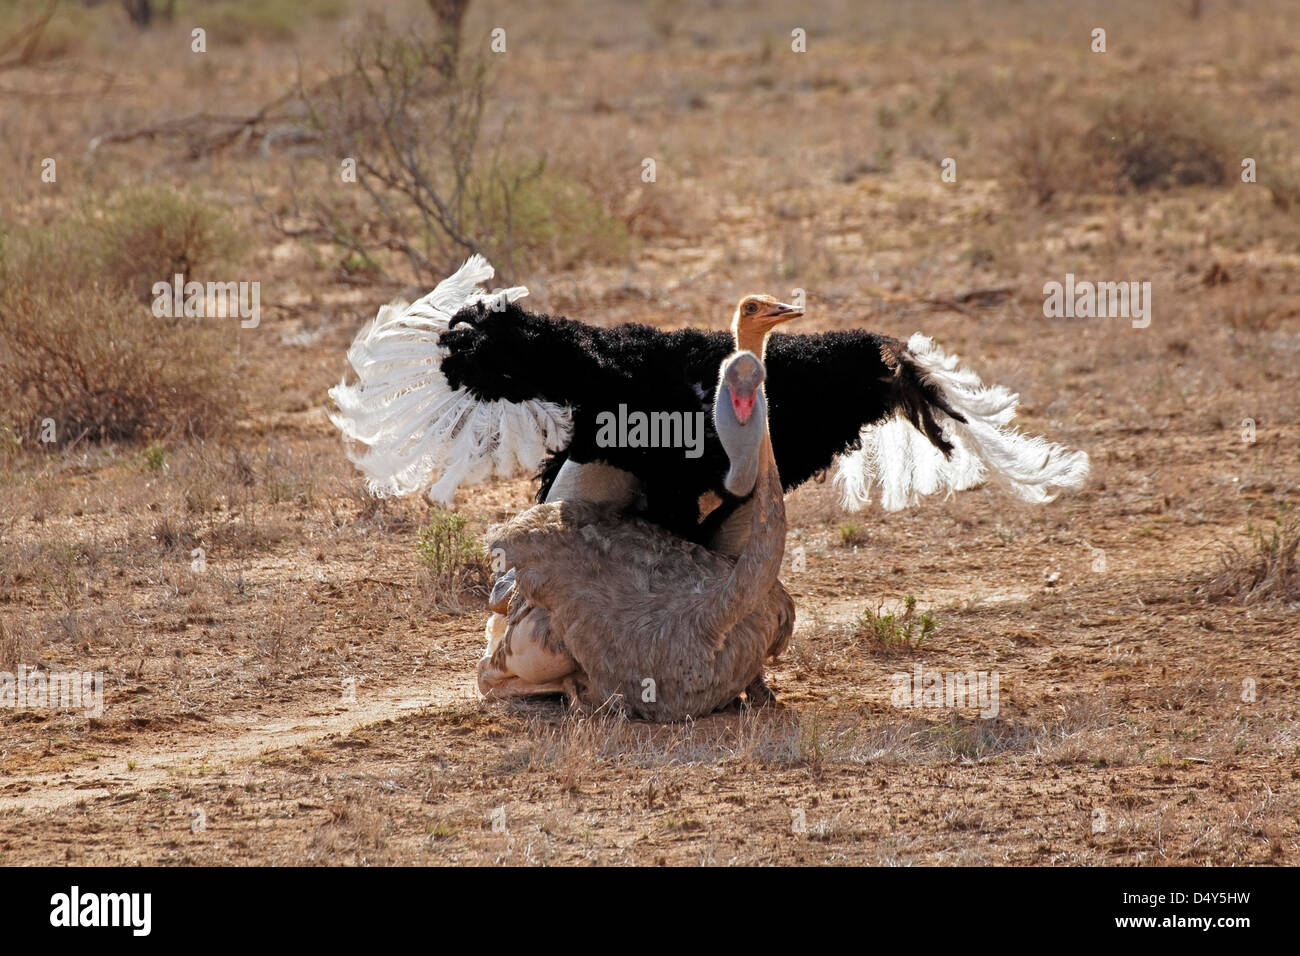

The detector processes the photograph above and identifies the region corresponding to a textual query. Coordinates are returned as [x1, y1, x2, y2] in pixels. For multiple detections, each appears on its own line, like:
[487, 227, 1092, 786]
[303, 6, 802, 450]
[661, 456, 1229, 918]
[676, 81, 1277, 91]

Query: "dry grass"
[1203, 511, 1300, 606]
[203, 0, 348, 45]
[0, 187, 242, 445]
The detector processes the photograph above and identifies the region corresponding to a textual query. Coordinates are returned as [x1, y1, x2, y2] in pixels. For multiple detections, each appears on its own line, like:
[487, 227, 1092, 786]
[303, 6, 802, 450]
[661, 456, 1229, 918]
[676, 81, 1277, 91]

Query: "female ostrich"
[478, 344, 793, 720]
[329, 257, 1089, 543]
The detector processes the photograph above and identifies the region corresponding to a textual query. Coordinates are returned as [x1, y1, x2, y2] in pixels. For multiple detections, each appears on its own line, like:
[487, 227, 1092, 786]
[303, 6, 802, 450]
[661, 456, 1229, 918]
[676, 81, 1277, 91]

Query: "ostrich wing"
[347, 278, 1088, 517]
[828, 334, 1091, 511]
[437, 309, 975, 507]
[327, 256, 571, 505]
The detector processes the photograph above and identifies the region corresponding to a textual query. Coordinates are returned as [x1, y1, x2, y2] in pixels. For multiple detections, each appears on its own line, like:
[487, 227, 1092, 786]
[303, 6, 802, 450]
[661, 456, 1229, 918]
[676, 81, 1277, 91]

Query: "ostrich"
[328, 257, 1089, 543]
[478, 343, 794, 720]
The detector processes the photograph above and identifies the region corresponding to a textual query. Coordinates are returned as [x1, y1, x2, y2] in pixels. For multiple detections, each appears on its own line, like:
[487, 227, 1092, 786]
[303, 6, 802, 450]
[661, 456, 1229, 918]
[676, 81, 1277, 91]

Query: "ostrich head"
[714, 350, 768, 497]
[731, 294, 803, 357]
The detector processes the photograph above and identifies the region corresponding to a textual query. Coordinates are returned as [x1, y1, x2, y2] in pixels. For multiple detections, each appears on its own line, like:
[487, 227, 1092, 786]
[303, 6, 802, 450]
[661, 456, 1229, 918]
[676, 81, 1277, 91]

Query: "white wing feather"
[834, 333, 1090, 511]
[328, 255, 572, 505]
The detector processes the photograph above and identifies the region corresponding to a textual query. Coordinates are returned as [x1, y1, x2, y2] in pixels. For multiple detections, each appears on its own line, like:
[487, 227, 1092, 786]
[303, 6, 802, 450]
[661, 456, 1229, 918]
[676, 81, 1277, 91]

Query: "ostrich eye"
[745, 302, 758, 314]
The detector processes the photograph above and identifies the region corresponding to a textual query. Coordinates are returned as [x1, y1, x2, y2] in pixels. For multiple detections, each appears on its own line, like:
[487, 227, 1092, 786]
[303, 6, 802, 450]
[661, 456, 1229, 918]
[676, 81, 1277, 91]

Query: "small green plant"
[854, 595, 936, 651]
[415, 507, 491, 606]
[416, 508, 482, 573]
[143, 443, 167, 472]
[838, 523, 866, 547]
[795, 710, 832, 773]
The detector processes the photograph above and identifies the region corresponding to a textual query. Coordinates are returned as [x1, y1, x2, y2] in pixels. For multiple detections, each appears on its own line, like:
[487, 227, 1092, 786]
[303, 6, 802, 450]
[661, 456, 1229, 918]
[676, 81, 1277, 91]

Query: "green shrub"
[468, 160, 632, 275]
[92, 186, 244, 301]
[853, 595, 936, 651]
[415, 508, 491, 606]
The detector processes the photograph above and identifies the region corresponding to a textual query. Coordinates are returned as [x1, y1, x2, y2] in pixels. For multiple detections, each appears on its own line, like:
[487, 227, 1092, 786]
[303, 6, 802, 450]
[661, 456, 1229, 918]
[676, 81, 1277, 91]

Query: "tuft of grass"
[838, 523, 867, 547]
[853, 595, 936, 651]
[143, 443, 167, 472]
[1204, 511, 1299, 606]
[0, 616, 31, 671]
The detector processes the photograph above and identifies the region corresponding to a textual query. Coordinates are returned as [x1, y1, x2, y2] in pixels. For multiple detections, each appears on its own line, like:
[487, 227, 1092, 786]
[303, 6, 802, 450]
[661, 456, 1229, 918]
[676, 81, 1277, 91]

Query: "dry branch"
[86, 90, 300, 160]
[0, 0, 57, 70]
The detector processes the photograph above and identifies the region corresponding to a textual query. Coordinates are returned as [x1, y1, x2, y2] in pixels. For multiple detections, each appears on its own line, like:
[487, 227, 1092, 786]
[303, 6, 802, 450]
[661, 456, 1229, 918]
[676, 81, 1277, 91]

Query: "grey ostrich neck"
[714, 376, 767, 499]
[703, 352, 786, 635]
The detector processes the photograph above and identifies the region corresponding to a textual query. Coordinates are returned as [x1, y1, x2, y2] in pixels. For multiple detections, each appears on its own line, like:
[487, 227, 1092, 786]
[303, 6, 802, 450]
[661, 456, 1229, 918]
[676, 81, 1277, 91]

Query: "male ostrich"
[479, 343, 793, 720]
[329, 257, 1089, 541]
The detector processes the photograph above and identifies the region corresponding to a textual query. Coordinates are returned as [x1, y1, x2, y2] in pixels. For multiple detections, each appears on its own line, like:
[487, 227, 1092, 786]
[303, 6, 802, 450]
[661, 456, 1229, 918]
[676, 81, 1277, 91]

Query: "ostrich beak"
[763, 301, 803, 323]
[731, 389, 757, 425]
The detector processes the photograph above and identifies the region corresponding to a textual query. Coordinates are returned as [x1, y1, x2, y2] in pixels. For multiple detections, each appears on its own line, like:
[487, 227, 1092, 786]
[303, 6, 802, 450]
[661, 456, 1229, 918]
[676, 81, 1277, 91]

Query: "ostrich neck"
[710, 426, 785, 633]
[732, 322, 771, 360]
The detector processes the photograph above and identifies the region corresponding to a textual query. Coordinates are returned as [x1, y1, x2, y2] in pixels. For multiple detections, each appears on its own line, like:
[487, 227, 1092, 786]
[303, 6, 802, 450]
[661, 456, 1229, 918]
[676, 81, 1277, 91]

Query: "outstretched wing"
[327, 255, 572, 505]
[832, 333, 1090, 511]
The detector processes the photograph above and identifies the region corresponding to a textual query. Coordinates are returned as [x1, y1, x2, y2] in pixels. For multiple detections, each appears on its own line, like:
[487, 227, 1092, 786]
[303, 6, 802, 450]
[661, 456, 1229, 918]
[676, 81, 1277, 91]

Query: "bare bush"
[1006, 87, 1238, 203]
[1084, 91, 1231, 191]
[0, 188, 242, 445]
[282, 17, 628, 284]
[1003, 97, 1090, 205]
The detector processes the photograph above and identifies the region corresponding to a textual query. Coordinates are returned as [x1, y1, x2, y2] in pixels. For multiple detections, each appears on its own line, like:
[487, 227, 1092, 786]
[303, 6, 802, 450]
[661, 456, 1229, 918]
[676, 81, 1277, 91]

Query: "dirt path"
[0, 675, 480, 813]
